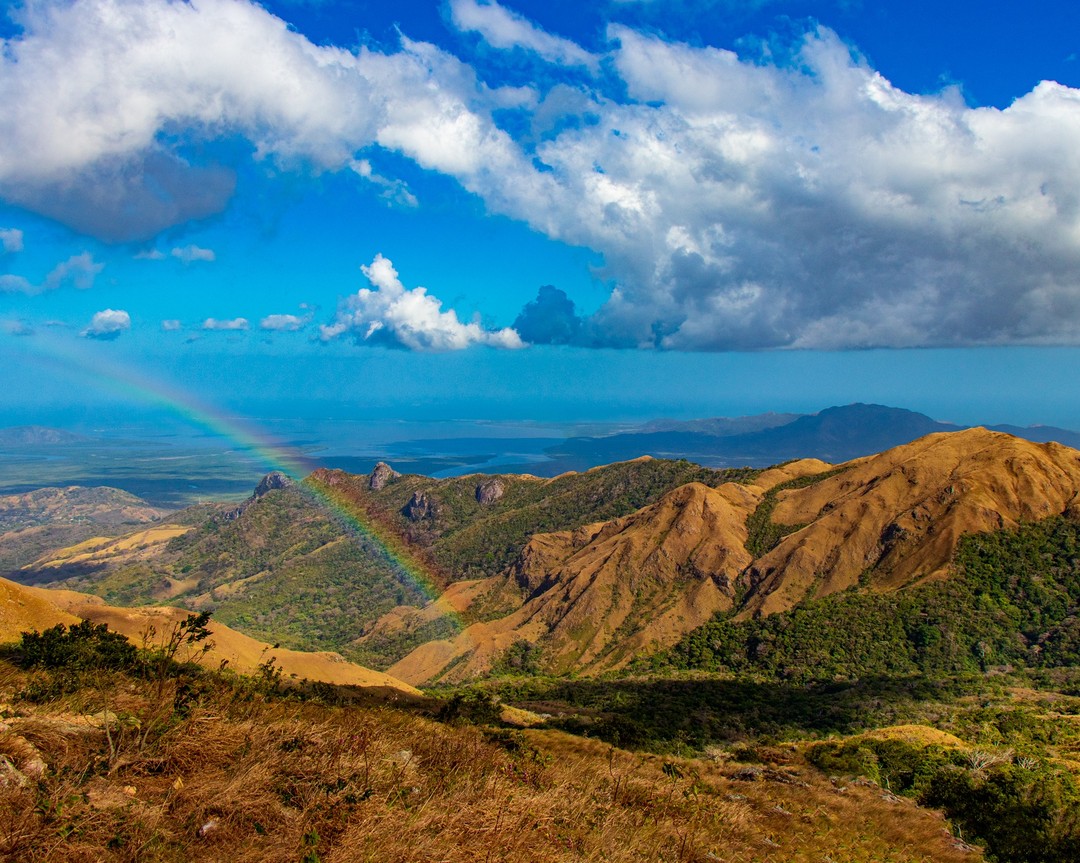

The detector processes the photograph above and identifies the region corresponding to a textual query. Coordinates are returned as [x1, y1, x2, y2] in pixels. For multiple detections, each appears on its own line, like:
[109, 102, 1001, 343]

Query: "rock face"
[224, 471, 295, 520]
[475, 478, 506, 505]
[402, 491, 438, 521]
[254, 471, 293, 497]
[369, 462, 400, 491]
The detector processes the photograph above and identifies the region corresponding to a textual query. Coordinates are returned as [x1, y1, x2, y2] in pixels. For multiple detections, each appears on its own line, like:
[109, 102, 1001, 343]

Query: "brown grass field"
[0, 659, 980, 863]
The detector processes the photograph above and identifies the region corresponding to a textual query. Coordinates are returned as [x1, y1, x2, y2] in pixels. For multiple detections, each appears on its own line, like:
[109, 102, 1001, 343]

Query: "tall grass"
[0, 658, 977, 863]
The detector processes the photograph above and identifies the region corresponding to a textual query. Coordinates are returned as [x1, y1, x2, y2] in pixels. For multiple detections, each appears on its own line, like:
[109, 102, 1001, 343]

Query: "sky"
[3, 0, 1080, 433]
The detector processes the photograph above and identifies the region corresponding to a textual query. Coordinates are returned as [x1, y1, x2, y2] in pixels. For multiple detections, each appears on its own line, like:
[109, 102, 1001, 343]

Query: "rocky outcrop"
[475, 479, 506, 505]
[254, 471, 293, 497]
[223, 471, 295, 520]
[402, 491, 438, 521]
[369, 462, 400, 491]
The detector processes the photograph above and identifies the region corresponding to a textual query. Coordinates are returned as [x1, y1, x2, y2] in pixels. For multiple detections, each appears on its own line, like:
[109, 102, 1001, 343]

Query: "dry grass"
[29, 526, 192, 569]
[0, 661, 980, 863]
[0, 579, 80, 643]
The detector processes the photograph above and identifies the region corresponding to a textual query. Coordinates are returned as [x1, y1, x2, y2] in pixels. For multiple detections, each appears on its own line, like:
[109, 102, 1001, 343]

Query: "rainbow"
[15, 333, 465, 634]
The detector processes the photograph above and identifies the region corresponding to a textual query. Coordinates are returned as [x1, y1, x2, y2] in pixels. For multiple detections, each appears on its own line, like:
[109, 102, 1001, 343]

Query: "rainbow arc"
[17, 334, 465, 634]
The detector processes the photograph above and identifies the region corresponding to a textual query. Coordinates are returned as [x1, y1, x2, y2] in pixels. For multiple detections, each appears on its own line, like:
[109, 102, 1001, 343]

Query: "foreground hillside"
[0, 651, 978, 863]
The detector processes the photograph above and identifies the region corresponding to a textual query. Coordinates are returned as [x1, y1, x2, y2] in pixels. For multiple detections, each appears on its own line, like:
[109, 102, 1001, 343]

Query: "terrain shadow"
[501, 674, 981, 751]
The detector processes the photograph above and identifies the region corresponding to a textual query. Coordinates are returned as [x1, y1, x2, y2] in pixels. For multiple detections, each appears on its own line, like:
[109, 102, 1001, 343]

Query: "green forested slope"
[649, 515, 1080, 680]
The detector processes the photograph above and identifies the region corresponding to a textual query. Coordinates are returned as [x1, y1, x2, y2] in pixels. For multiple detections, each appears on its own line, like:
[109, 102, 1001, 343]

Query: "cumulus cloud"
[321, 254, 524, 350]
[81, 308, 130, 340]
[448, 0, 598, 69]
[0, 252, 104, 294]
[0, 0, 535, 240]
[260, 313, 307, 332]
[6, 1, 1080, 348]
[161, 319, 182, 331]
[171, 245, 216, 264]
[493, 25, 1080, 349]
[512, 285, 585, 345]
[0, 228, 23, 254]
[202, 317, 249, 331]
[349, 159, 418, 207]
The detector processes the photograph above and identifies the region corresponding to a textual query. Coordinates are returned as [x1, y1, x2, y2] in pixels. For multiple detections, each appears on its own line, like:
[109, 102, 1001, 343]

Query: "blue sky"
[3, 0, 1080, 431]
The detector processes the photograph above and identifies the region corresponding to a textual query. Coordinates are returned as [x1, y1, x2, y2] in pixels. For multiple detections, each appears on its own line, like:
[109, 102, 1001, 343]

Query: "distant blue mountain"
[546, 404, 1080, 469]
[0, 426, 89, 446]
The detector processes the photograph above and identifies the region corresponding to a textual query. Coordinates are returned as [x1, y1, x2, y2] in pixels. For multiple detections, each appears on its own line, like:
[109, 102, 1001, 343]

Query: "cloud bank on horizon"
[2, 0, 1080, 350]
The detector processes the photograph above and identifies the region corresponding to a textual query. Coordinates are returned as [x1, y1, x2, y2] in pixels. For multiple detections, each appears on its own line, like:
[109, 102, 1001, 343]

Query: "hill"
[18, 427, 1080, 687]
[0, 425, 88, 446]
[742, 428, 1080, 614]
[547, 403, 1080, 470]
[386, 460, 828, 682]
[0, 485, 173, 575]
[385, 429, 1080, 684]
[13, 459, 754, 668]
[548, 404, 959, 467]
[0, 575, 417, 694]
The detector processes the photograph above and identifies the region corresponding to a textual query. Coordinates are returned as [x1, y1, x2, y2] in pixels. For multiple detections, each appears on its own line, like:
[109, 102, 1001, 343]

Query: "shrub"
[19, 620, 136, 671]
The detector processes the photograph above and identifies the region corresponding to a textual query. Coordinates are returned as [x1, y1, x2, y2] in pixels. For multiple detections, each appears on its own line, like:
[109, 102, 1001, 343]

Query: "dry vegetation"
[29, 527, 193, 569]
[0, 658, 979, 863]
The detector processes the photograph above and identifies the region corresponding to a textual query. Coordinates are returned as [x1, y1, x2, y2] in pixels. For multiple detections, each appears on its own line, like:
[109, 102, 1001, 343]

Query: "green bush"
[19, 620, 137, 671]
[923, 762, 1080, 862]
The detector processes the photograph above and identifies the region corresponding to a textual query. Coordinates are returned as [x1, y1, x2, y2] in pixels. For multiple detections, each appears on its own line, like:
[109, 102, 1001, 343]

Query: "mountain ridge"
[385, 428, 1080, 684]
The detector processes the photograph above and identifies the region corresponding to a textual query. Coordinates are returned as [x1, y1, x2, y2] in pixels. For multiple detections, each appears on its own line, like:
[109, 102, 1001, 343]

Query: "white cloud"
[448, 0, 598, 69]
[5, 1, 1080, 348]
[161, 319, 182, 331]
[0, 252, 103, 294]
[202, 317, 249, 331]
[0, 228, 23, 254]
[260, 313, 306, 332]
[0, 0, 547, 240]
[0, 0, 376, 181]
[0, 275, 32, 294]
[81, 308, 130, 340]
[45, 252, 104, 290]
[321, 254, 524, 351]
[135, 249, 166, 261]
[171, 245, 215, 264]
[492, 26, 1080, 348]
[349, 159, 418, 207]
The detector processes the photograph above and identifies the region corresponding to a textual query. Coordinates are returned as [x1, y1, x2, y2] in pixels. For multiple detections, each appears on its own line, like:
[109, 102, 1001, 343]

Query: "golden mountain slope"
[27, 525, 193, 569]
[390, 430, 1080, 684]
[389, 460, 829, 684]
[0, 577, 419, 695]
[744, 428, 1080, 615]
[0, 578, 81, 641]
